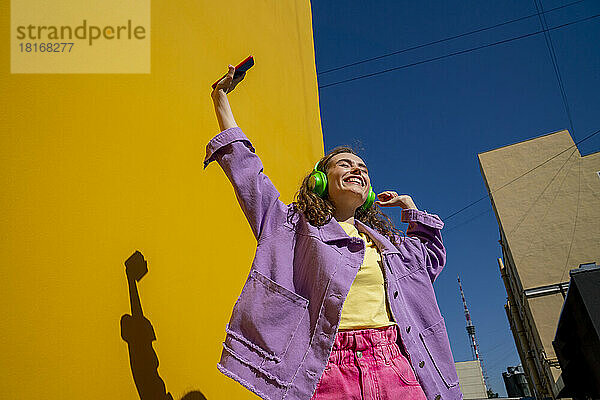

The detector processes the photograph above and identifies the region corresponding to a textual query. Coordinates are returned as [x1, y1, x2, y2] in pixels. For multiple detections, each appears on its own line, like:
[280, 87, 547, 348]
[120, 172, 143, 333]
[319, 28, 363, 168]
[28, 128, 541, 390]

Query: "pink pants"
[310, 325, 427, 400]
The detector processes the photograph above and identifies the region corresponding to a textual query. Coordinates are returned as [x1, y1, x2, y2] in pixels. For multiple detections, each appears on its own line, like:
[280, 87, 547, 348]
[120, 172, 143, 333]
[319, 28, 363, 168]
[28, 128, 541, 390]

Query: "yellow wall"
[0, 1, 323, 399]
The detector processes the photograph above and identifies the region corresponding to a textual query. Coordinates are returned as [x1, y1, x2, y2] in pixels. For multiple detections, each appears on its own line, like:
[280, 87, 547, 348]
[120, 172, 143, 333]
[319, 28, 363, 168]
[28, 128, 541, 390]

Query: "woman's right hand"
[375, 191, 418, 210]
[211, 64, 246, 99]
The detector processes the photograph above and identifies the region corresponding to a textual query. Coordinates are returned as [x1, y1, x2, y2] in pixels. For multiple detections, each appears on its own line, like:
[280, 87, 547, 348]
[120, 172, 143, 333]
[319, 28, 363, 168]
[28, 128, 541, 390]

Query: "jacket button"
[393, 291, 398, 298]
[434, 395, 441, 400]
[406, 326, 411, 333]
[419, 360, 425, 368]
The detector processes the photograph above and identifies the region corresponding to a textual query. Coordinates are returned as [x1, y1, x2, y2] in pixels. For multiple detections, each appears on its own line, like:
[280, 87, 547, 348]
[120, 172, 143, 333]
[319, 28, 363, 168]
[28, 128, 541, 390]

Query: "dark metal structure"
[502, 365, 532, 398]
[552, 263, 600, 399]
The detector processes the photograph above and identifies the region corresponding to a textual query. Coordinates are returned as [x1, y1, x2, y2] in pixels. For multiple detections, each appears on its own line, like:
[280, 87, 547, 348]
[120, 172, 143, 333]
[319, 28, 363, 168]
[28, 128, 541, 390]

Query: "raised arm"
[204, 127, 288, 241]
[204, 65, 287, 241]
[401, 208, 446, 283]
[211, 65, 240, 131]
[376, 192, 446, 283]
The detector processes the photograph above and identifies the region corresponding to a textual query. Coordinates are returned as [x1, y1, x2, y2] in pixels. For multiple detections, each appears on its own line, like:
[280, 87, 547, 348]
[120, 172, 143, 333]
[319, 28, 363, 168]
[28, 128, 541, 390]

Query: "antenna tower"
[458, 275, 490, 391]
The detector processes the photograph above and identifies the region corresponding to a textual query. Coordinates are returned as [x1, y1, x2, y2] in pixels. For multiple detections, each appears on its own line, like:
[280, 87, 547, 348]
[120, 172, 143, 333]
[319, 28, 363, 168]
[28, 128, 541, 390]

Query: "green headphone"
[309, 161, 376, 212]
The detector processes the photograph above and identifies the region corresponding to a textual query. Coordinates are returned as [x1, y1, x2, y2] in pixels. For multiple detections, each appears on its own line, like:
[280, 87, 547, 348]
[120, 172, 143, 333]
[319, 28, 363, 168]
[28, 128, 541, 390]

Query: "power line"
[443, 127, 600, 221]
[317, 0, 587, 76]
[560, 157, 582, 282]
[484, 335, 516, 354]
[318, 13, 600, 89]
[445, 209, 493, 234]
[507, 148, 578, 237]
[534, 0, 577, 140]
[509, 148, 578, 262]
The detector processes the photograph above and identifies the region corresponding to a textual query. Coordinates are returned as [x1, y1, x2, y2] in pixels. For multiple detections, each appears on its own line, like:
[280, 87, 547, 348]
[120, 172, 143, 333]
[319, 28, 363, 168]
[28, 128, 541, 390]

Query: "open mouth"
[343, 175, 365, 186]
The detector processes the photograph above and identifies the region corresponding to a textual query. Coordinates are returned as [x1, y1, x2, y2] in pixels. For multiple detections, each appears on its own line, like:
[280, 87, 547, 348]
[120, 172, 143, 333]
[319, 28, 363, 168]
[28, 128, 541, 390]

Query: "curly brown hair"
[292, 146, 405, 246]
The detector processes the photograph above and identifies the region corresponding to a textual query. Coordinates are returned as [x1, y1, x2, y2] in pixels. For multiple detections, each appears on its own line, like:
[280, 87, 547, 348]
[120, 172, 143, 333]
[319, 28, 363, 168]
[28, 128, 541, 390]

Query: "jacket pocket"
[227, 269, 309, 360]
[419, 318, 459, 388]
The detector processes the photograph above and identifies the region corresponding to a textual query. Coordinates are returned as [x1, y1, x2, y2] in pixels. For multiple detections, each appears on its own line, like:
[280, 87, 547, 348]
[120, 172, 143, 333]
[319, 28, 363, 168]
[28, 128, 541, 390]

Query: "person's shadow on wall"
[120, 250, 207, 400]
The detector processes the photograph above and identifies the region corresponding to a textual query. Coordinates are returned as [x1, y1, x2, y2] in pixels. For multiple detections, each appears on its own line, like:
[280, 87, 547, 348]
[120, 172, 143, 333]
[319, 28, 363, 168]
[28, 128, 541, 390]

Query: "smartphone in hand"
[211, 55, 254, 89]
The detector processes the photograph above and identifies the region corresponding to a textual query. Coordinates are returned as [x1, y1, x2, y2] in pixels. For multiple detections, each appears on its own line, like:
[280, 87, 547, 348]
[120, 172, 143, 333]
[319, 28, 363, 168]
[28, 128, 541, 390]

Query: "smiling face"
[325, 152, 370, 211]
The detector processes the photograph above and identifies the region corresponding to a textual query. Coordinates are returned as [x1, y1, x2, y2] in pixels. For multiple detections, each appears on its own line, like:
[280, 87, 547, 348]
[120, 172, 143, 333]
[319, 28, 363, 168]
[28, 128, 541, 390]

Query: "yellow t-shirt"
[337, 221, 396, 330]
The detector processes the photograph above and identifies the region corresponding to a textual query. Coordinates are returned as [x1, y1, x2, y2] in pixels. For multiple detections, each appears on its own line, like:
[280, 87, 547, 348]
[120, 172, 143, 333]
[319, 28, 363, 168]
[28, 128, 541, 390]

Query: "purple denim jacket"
[204, 127, 462, 400]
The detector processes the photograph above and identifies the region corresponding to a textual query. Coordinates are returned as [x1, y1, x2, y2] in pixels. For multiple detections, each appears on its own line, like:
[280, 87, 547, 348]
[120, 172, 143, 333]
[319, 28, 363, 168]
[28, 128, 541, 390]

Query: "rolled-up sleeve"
[204, 127, 287, 241]
[401, 208, 446, 283]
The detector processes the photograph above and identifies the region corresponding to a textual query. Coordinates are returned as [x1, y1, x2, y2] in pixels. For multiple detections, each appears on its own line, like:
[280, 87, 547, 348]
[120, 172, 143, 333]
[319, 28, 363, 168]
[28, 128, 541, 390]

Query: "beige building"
[478, 130, 600, 398]
[455, 360, 487, 399]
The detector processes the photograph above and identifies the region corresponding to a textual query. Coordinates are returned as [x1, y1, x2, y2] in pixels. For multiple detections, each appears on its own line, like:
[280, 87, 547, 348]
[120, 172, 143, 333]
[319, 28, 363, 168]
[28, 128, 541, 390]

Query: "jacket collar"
[318, 217, 400, 255]
[355, 219, 401, 255]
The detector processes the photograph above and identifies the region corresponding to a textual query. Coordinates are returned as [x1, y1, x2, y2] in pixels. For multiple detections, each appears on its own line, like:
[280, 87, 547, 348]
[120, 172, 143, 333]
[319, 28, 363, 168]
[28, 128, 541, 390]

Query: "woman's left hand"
[375, 191, 418, 210]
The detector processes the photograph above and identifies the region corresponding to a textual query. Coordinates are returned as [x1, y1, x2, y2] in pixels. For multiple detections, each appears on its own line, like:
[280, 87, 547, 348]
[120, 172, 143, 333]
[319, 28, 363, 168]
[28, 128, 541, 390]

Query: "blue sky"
[310, 0, 600, 395]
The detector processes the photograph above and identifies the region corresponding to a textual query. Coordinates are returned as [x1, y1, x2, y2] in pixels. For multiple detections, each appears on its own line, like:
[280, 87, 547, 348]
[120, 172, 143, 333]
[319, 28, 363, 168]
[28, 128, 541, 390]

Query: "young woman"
[205, 65, 462, 400]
